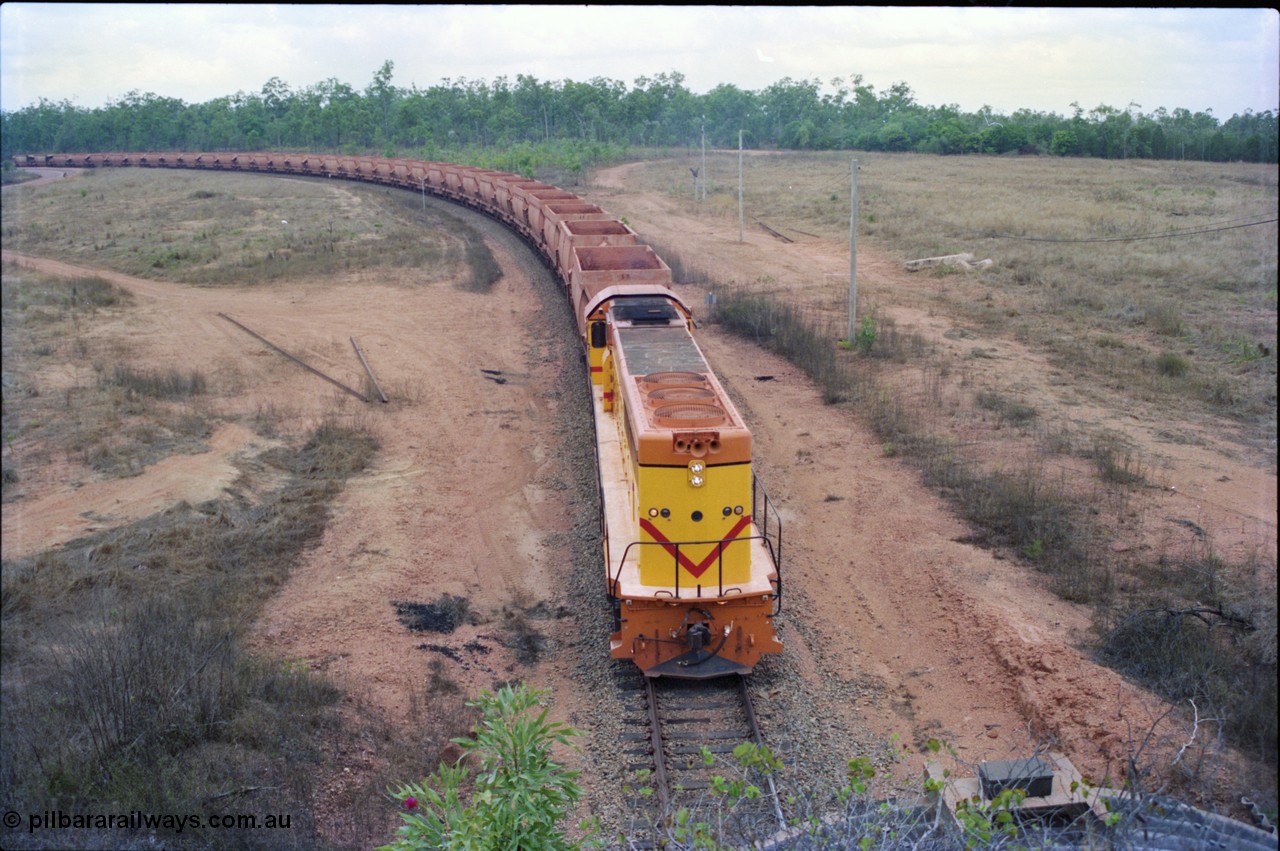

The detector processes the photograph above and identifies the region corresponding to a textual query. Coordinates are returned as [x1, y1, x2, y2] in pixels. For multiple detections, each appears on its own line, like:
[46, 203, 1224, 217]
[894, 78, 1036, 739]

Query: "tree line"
[3, 61, 1276, 171]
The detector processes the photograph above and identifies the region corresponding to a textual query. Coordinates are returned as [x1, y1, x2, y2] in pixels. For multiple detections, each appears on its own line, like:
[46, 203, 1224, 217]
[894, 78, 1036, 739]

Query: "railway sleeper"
[670, 779, 713, 791]
[662, 701, 741, 713]
[665, 729, 748, 740]
[669, 742, 739, 756]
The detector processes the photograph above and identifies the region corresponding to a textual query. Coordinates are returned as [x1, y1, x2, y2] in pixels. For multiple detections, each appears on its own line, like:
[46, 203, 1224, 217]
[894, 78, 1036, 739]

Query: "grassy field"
[2, 168, 501, 289]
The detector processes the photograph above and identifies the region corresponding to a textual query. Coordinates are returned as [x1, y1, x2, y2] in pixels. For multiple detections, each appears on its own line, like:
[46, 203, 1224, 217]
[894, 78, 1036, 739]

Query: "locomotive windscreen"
[611, 297, 680, 324]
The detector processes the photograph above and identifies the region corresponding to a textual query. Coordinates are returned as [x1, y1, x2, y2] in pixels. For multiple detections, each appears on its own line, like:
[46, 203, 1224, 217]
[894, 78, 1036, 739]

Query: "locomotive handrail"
[609, 534, 779, 602]
[752, 473, 784, 614]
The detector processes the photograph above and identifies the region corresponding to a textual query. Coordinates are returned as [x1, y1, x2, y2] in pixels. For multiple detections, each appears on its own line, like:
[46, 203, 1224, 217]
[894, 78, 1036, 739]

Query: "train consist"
[22, 152, 785, 678]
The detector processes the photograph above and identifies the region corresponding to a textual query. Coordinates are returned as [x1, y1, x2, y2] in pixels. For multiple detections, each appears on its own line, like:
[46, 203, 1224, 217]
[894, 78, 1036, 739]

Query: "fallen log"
[218, 313, 370, 403]
[755, 220, 794, 243]
[904, 252, 974, 272]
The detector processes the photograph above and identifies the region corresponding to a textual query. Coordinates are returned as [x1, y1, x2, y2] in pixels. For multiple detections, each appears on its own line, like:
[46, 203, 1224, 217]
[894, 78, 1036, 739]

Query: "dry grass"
[1, 417, 380, 849]
[1, 169, 495, 289]
[712, 276, 1275, 779]
[625, 151, 1277, 450]
[2, 265, 215, 482]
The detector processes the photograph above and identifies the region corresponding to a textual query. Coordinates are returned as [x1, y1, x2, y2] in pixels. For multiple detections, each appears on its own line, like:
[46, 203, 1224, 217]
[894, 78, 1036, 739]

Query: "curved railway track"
[618, 671, 787, 844]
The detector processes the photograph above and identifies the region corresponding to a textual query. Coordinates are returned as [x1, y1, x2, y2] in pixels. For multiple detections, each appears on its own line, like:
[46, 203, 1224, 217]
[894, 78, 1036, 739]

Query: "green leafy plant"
[953, 787, 1027, 848]
[382, 683, 584, 851]
[854, 314, 877, 354]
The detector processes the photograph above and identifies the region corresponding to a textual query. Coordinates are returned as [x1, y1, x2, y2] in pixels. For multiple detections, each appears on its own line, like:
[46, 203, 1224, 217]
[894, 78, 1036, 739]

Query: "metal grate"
[643, 371, 706, 385]
[648, 386, 716, 402]
[652, 402, 727, 427]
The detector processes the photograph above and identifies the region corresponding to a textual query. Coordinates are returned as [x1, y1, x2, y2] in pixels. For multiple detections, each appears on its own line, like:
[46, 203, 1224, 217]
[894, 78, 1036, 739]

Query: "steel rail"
[644, 677, 672, 815]
[641, 674, 786, 837]
[738, 674, 787, 832]
[754, 220, 794, 243]
[217, 312, 369, 403]
[350, 336, 388, 403]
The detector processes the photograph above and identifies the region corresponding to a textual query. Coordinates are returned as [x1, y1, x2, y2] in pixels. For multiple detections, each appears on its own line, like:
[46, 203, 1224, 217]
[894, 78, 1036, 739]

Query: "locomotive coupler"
[687, 622, 711, 653]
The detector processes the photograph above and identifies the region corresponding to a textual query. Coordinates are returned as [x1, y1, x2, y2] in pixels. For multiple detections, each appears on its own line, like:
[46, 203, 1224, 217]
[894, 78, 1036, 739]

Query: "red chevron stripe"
[639, 515, 752, 579]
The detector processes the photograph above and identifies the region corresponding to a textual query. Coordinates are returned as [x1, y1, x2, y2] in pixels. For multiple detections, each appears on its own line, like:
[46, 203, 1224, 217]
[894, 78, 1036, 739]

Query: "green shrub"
[854, 314, 877, 354]
[382, 684, 583, 851]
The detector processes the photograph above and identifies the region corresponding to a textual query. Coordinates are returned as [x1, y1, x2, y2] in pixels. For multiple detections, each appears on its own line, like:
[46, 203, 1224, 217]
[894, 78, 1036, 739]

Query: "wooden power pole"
[848, 159, 858, 341]
[738, 130, 744, 243]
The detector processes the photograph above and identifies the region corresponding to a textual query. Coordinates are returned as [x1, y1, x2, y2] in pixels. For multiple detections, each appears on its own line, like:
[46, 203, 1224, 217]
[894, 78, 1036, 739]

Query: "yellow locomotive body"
[593, 292, 783, 678]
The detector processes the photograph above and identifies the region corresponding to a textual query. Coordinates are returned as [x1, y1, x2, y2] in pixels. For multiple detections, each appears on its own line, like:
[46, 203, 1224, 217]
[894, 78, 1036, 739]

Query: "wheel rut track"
[617, 670, 787, 845]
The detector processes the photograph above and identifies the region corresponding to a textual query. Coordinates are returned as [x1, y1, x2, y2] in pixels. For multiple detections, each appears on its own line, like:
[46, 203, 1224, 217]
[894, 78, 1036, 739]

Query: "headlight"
[688, 460, 706, 487]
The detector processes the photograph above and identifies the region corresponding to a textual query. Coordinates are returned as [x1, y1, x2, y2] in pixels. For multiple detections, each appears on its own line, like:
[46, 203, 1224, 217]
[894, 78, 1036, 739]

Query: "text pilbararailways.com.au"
[4, 809, 293, 834]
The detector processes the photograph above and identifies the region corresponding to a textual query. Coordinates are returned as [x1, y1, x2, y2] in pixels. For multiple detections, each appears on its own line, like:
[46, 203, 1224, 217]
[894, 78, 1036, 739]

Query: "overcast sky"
[2, 5, 1277, 119]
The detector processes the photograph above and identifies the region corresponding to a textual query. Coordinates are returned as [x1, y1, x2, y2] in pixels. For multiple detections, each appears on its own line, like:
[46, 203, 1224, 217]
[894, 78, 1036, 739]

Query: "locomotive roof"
[616, 326, 709, 376]
[584, 286, 690, 319]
